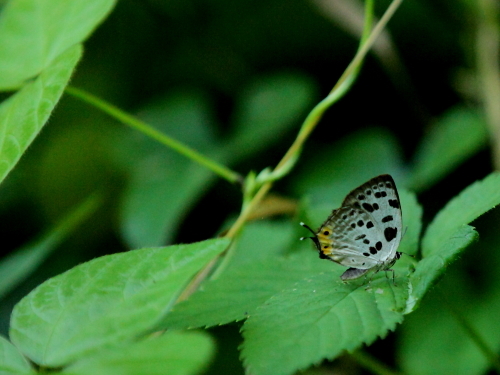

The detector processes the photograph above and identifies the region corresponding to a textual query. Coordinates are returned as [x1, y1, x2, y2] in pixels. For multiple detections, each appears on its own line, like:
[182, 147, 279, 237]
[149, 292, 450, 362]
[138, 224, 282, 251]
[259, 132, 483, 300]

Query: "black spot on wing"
[363, 252, 370, 257]
[357, 194, 365, 200]
[388, 199, 400, 209]
[357, 220, 364, 227]
[382, 215, 393, 223]
[362, 203, 374, 212]
[375, 241, 382, 250]
[366, 221, 374, 229]
[355, 234, 366, 240]
[373, 203, 379, 210]
[384, 227, 397, 242]
[363, 239, 370, 244]
[369, 247, 377, 254]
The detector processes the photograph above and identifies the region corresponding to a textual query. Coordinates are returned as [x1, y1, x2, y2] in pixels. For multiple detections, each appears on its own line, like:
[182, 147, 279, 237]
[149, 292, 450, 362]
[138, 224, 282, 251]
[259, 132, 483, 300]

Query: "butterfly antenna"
[299, 222, 316, 240]
[299, 222, 322, 251]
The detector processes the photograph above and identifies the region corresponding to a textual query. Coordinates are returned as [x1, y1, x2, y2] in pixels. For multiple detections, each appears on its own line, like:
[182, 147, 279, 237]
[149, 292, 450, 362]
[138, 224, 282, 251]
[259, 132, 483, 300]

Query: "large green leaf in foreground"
[241, 273, 408, 375]
[9, 238, 229, 367]
[64, 331, 214, 375]
[160, 255, 333, 330]
[0, 44, 81, 184]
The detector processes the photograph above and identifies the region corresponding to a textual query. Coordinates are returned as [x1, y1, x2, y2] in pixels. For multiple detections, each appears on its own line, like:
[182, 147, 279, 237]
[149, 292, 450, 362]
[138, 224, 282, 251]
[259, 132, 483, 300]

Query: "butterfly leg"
[364, 271, 379, 290]
[384, 269, 397, 286]
[362, 274, 371, 290]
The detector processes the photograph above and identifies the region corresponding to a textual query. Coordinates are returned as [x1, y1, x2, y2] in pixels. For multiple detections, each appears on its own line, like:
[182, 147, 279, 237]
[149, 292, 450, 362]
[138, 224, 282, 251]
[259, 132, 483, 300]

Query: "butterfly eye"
[323, 230, 330, 235]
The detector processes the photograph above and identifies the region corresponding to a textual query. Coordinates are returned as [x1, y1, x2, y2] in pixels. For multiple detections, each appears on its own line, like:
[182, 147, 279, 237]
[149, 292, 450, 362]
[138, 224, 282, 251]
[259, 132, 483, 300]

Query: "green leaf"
[0, 0, 115, 89]
[118, 90, 220, 247]
[64, 331, 214, 375]
[224, 72, 317, 162]
[0, 195, 100, 300]
[0, 335, 34, 375]
[397, 189, 423, 257]
[422, 172, 500, 257]
[120, 161, 214, 247]
[408, 107, 488, 191]
[221, 220, 297, 270]
[0, 44, 81, 185]
[292, 128, 405, 204]
[9, 238, 229, 367]
[241, 272, 408, 375]
[407, 225, 478, 312]
[159, 254, 332, 330]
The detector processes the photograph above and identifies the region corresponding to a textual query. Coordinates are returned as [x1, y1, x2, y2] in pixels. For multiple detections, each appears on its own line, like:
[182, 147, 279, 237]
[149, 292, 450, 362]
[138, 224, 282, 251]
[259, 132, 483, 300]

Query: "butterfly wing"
[317, 206, 380, 269]
[316, 175, 402, 271]
[342, 174, 402, 266]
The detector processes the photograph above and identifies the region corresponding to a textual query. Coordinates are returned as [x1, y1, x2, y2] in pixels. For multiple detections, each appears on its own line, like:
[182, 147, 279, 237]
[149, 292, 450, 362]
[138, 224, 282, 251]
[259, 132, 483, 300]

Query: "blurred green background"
[1, 0, 499, 374]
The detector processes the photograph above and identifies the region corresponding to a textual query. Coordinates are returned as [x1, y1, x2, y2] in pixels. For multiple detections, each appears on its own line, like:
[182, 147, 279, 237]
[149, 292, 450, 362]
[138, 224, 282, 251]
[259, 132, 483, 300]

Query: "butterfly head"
[300, 222, 334, 259]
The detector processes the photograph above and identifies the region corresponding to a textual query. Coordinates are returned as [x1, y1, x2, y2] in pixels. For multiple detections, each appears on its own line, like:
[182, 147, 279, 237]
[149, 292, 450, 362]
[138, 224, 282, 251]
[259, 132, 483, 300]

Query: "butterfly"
[301, 174, 402, 281]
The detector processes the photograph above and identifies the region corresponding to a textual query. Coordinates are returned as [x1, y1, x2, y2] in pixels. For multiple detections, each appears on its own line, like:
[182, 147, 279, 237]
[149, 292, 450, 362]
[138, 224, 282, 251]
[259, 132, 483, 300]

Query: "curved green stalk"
[65, 86, 242, 184]
[226, 0, 402, 240]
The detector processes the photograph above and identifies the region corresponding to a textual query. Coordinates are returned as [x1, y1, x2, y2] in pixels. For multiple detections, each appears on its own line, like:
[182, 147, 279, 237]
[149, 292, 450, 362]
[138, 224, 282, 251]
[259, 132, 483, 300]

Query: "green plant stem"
[226, 0, 402, 240]
[65, 86, 242, 184]
[350, 350, 404, 375]
[476, 0, 500, 170]
[439, 290, 500, 372]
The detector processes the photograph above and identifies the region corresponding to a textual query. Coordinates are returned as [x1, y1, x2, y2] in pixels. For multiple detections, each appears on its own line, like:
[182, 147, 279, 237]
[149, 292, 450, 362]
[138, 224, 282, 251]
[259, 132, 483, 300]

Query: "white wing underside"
[321, 175, 402, 271]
